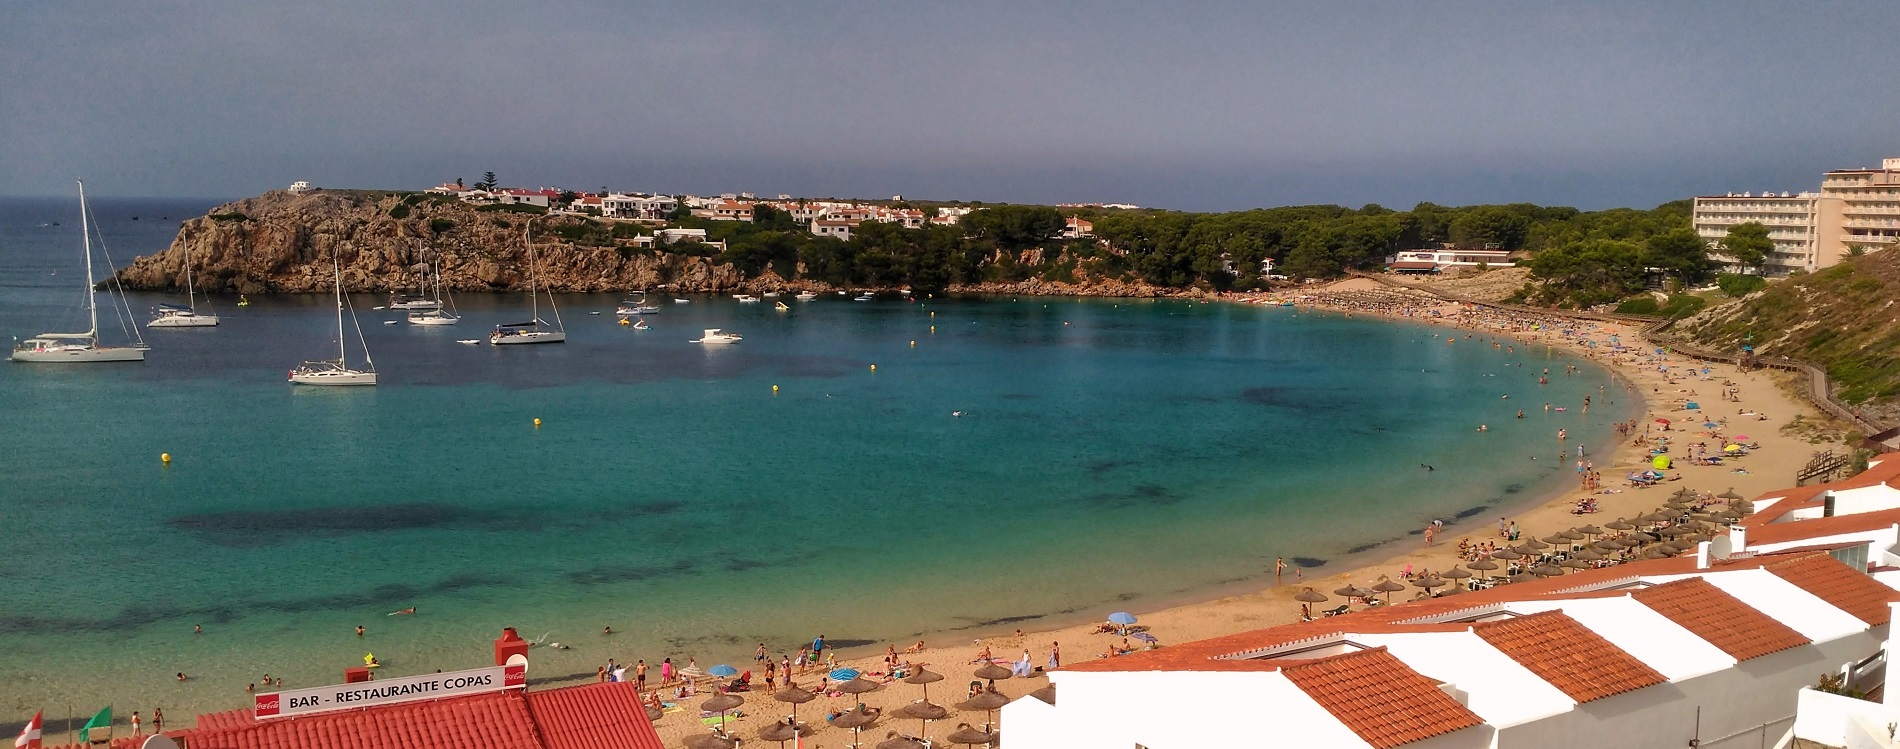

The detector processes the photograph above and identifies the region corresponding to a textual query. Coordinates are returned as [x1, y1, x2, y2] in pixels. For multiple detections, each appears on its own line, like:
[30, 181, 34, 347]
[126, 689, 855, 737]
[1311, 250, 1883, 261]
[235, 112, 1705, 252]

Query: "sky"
[2, 1, 1897, 211]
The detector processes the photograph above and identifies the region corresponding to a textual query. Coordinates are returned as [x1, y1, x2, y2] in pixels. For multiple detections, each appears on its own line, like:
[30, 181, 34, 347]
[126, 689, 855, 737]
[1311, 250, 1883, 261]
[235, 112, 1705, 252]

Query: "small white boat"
[761, 292, 780, 298]
[405, 259, 459, 325]
[632, 318, 649, 330]
[775, 301, 790, 311]
[854, 293, 875, 302]
[457, 339, 481, 345]
[673, 298, 691, 304]
[795, 292, 818, 302]
[737, 295, 761, 304]
[691, 328, 742, 344]
[731, 294, 748, 299]
[148, 239, 219, 327]
[383, 320, 398, 325]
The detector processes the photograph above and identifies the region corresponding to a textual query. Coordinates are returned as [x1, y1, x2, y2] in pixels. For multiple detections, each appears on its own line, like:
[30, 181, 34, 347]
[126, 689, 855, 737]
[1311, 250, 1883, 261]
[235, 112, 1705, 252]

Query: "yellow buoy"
[533, 418, 542, 427]
[870, 364, 877, 372]
[910, 340, 915, 348]
[161, 452, 171, 465]
[929, 311, 935, 318]
[772, 384, 779, 393]
[930, 326, 935, 333]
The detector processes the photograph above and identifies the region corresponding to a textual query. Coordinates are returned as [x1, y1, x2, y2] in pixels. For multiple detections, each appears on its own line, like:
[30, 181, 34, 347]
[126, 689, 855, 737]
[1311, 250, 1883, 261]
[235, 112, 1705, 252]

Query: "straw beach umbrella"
[1559, 558, 1593, 570]
[837, 676, 881, 701]
[971, 662, 1013, 683]
[682, 733, 739, 749]
[1441, 567, 1473, 587]
[1718, 488, 1744, 500]
[895, 700, 950, 738]
[758, 720, 813, 748]
[774, 684, 817, 725]
[1294, 587, 1328, 618]
[1370, 578, 1406, 603]
[903, 666, 945, 702]
[1521, 538, 1550, 551]
[957, 689, 1011, 732]
[877, 732, 929, 749]
[1466, 558, 1500, 581]
[646, 706, 665, 722]
[1604, 519, 1634, 531]
[829, 706, 880, 748]
[1530, 564, 1564, 577]
[1029, 683, 1056, 705]
[700, 693, 744, 732]
[947, 723, 999, 745]
[1575, 524, 1603, 536]
[1490, 548, 1522, 561]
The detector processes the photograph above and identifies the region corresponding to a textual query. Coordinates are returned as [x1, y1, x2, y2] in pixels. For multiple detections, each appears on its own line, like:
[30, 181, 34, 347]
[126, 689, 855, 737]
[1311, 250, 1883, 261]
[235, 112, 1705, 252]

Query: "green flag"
[78, 706, 111, 738]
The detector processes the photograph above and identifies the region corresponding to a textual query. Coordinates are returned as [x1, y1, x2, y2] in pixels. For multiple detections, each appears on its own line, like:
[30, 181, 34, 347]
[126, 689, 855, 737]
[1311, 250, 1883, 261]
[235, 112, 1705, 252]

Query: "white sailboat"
[12, 181, 151, 362]
[490, 222, 566, 345]
[407, 259, 459, 325]
[148, 237, 219, 327]
[690, 328, 742, 344]
[290, 256, 377, 386]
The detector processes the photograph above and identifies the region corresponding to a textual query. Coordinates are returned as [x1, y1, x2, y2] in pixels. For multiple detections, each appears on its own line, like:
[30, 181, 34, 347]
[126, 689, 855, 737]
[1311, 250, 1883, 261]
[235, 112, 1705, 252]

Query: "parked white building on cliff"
[1692, 155, 1900, 276]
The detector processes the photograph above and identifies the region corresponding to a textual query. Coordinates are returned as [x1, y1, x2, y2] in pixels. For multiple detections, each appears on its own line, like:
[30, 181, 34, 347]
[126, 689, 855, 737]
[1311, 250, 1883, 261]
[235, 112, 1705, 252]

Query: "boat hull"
[289, 371, 377, 386]
[11, 346, 147, 362]
[408, 315, 460, 326]
[148, 314, 219, 328]
[492, 331, 566, 345]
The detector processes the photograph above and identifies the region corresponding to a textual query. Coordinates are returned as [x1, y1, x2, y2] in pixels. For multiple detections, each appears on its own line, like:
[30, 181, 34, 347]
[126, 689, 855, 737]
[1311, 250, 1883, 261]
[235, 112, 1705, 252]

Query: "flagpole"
[67, 704, 73, 747]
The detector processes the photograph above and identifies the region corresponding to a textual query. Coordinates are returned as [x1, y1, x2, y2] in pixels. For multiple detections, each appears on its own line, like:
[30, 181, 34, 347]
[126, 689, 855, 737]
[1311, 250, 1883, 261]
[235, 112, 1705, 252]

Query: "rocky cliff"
[115, 189, 1198, 298]
[115, 190, 761, 295]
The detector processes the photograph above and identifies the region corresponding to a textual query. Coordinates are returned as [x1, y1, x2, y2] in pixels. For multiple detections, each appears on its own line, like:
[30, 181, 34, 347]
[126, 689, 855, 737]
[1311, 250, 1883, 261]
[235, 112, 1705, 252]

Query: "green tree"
[474, 171, 498, 191]
[1448, 206, 1531, 249]
[1720, 222, 1772, 273]
[1642, 227, 1716, 285]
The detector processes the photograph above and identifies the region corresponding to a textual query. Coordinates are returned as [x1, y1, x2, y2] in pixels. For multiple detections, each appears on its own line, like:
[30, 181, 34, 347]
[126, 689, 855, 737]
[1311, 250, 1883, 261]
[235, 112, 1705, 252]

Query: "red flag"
[13, 711, 41, 749]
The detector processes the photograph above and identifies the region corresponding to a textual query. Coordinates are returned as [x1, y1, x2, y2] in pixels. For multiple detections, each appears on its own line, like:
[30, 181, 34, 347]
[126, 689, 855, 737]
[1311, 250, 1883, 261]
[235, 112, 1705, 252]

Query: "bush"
[388, 204, 411, 219]
[430, 219, 455, 234]
[1614, 296, 1660, 315]
[476, 203, 547, 215]
[208, 212, 250, 222]
[1717, 273, 1767, 297]
[1660, 294, 1707, 319]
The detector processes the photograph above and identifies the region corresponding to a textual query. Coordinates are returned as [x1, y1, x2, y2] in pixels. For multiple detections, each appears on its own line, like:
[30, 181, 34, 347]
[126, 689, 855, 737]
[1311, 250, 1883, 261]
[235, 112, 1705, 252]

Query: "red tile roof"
[1746, 507, 1900, 547]
[1744, 457, 1900, 525]
[1472, 611, 1667, 703]
[525, 682, 663, 749]
[1280, 647, 1483, 748]
[1631, 578, 1810, 660]
[1765, 553, 1900, 626]
[179, 691, 541, 749]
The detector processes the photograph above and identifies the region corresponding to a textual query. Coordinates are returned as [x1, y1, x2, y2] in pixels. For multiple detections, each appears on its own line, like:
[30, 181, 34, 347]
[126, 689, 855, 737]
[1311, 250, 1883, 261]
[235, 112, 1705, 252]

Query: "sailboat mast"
[79, 180, 97, 341]
[525, 223, 539, 324]
[334, 256, 347, 367]
[184, 241, 197, 311]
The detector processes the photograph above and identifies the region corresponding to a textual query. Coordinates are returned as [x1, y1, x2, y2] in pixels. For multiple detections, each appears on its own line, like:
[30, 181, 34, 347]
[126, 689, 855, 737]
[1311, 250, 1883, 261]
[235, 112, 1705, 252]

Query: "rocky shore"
[114, 189, 1209, 299]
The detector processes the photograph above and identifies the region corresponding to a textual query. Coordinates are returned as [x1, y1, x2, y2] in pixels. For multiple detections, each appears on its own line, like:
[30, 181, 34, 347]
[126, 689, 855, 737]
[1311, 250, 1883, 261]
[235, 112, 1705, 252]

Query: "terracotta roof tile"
[1766, 553, 1900, 626]
[176, 690, 542, 749]
[1746, 507, 1900, 547]
[525, 681, 664, 749]
[1745, 457, 1900, 525]
[1631, 578, 1810, 660]
[1472, 611, 1666, 703]
[1280, 647, 1483, 748]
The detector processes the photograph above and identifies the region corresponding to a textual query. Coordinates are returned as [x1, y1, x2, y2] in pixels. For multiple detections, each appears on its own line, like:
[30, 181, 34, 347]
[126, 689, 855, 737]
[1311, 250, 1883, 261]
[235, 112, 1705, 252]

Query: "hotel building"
[1693, 156, 1900, 277]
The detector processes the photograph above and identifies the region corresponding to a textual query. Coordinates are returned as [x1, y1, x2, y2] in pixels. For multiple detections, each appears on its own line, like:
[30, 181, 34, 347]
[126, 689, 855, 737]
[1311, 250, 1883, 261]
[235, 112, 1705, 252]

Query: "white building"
[287, 181, 313, 195]
[601, 194, 676, 221]
[495, 189, 550, 208]
[655, 228, 707, 244]
[1693, 156, 1900, 276]
[812, 219, 856, 241]
[1389, 247, 1515, 274]
[1061, 216, 1094, 239]
[1006, 544, 1899, 748]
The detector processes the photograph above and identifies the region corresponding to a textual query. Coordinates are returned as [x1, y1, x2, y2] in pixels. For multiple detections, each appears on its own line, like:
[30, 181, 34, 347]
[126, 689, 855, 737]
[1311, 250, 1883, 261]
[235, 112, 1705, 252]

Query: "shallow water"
[0, 198, 1632, 723]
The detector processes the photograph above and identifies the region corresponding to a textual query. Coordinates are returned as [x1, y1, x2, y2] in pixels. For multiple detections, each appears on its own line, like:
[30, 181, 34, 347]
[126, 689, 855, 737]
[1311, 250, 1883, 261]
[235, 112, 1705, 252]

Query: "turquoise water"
[0, 199, 1633, 723]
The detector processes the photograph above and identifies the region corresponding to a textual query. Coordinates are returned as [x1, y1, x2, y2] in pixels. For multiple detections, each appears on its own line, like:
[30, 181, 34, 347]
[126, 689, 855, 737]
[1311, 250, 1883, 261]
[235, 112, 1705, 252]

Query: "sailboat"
[289, 255, 377, 386]
[148, 238, 219, 327]
[407, 259, 459, 325]
[12, 181, 151, 362]
[490, 222, 566, 345]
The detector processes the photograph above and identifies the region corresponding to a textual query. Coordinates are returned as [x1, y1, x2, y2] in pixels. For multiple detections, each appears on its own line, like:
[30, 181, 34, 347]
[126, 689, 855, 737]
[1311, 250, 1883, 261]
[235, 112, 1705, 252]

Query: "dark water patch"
[170, 503, 537, 548]
[1502, 483, 1526, 494]
[1081, 483, 1183, 508]
[1113, 592, 1137, 602]
[723, 558, 770, 573]
[1289, 556, 1327, 568]
[526, 670, 600, 687]
[1453, 505, 1490, 521]
[826, 638, 875, 648]
[0, 572, 508, 635]
[1346, 542, 1383, 554]
[628, 500, 686, 516]
[567, 559, 698, 586]
[1088, 459, 1132, 475]
[1241, 386, 1347, 413]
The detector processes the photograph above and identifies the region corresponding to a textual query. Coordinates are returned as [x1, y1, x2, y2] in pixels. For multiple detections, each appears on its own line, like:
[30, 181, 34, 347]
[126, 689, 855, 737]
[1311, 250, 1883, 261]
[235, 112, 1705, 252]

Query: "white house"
[1061, 216, 1094, 239]
[287, 181, 313, 195]
[495, 189, 550, 208]
[1389, 247, 1515, 273]
[812, 219, 857, 241]
[655, 228, 708, 245]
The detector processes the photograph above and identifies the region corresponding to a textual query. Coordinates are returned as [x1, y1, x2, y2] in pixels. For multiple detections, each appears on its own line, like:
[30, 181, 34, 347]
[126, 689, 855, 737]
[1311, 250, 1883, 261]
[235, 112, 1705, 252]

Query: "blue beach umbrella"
[829, 667, 860, 682]
[708, 664, 739, 678]
[1107, 612, 1138, 625]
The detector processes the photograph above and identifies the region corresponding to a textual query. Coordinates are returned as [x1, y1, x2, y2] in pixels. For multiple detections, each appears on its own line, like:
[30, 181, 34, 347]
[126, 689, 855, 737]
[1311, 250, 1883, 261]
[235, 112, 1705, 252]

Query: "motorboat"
[761, 292, 780, 298]
[775, 301, 790, 311]
[13, 181, 150, 362]
[616, 300, 662, 315]
[795, 291, 817, 302]
[691, 328, 742, 344]
[673, 298, 691, 304]
[854, 293, 875, 302]
[737, 295, 761, 304]
[290, 255, 376, 386]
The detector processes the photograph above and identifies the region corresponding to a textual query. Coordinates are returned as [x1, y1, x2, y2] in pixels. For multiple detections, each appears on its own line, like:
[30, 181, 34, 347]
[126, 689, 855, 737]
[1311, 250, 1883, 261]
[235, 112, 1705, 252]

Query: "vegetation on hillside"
[1680, 250, 1900, 406]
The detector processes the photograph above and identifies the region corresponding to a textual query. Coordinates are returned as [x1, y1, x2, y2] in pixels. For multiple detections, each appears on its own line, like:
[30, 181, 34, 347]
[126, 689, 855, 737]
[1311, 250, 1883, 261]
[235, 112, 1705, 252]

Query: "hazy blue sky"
[3, 1, 1897, 210]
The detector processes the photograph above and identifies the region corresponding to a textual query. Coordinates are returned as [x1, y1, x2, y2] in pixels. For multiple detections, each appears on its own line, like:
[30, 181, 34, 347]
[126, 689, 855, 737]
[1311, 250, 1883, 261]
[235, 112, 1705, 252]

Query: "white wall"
[1795, 687, 1893, 748]
[1007, 671, 1377, 748]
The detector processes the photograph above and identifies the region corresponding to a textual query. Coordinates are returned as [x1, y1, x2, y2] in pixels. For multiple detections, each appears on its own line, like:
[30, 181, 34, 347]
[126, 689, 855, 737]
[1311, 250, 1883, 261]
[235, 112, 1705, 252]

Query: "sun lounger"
[1320, 604, 1349, 617]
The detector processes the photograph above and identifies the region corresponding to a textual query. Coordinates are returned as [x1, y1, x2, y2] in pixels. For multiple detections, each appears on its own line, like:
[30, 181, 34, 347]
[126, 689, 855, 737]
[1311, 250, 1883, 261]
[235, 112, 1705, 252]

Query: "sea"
[0, 197, 1634, 726]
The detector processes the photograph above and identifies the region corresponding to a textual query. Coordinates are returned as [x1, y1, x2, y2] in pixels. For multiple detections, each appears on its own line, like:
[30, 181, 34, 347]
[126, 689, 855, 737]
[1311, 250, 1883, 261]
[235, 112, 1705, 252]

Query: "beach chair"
[1320, 604, 1349, 618]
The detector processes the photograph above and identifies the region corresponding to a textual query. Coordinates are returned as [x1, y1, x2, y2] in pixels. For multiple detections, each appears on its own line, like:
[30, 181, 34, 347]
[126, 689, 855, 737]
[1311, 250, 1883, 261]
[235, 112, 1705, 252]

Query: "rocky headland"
[115, 189, 1201, 298]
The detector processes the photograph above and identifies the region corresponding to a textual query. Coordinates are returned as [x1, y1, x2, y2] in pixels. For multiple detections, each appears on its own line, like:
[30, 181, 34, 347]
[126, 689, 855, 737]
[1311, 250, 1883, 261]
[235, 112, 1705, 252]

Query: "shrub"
[1614, 296, 1660, 315]
[1717, 273, 1767, 297]
[430, 219, 455, 234]
[208, 212, 250, 222]
[388, 204, 411, 219]
[1660, 294, 1707, 319]
[476, 203, 547, 215]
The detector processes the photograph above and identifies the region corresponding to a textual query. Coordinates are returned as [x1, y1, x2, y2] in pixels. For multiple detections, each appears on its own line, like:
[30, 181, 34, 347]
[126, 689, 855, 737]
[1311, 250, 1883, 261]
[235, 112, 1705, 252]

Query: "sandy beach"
[630, 282, 1837, 747]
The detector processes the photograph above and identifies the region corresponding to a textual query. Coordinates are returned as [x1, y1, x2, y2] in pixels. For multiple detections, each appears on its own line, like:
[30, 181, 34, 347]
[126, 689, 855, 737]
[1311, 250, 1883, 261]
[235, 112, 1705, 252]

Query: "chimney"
[1696, 540, 1713, 570]
[1729, 524, 1747, 551]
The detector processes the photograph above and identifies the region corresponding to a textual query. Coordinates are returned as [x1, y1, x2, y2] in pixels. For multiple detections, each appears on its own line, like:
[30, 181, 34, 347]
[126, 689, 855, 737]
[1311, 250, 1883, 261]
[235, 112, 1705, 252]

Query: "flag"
[76, 707, 109, 740]
[13, 711, 40, 749]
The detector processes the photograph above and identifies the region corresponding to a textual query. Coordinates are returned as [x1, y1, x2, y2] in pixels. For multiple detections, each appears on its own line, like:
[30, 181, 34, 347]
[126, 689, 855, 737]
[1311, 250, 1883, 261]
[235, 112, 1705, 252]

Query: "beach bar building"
[1003, 548, 1900, 748]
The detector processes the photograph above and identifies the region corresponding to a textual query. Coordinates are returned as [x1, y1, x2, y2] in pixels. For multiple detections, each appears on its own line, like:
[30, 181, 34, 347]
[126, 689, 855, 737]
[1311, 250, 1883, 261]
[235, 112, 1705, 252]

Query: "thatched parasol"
[903, 666, 945, 702]
[946, 723, 999, 746]
[895, 699, 950, 738]
[682, 733, 739, 749]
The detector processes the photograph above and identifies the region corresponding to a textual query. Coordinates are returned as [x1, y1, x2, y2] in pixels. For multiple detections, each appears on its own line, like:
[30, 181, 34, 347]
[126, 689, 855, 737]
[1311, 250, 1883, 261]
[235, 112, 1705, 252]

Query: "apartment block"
[1692, 156, 1900, 277]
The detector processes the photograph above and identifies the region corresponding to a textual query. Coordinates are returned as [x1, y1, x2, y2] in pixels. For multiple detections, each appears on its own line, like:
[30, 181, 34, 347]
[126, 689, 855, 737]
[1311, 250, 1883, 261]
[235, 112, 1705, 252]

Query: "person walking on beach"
[1275, 556, 1286, 582]
[1423, 524, 1435, 547]
[153, 708, 163, 732]
[131, 712, 141, 734]
[636, 660, 648, 689]
[756, 643, 768, 663]
[781, 654, 792, 681]
[812, 634, 826, 662]
[661, 657, 674, 684]
[1049, 641, 1061, 670]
